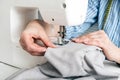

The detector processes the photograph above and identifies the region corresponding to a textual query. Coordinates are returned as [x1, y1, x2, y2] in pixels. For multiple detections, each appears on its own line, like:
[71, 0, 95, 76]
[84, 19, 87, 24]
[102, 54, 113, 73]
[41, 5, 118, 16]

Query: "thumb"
[40, 37, 56, 48]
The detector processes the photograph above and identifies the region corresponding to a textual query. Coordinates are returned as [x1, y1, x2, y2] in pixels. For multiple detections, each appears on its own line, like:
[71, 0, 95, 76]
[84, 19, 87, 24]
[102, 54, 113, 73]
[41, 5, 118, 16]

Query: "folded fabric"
[39, 42, 120, 79]
[6, 42, 120, 80]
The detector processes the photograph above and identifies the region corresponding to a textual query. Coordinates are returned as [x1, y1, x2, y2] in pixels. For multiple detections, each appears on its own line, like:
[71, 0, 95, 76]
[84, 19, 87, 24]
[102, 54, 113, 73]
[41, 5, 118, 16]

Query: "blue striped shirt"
[65, 0, 120, 47]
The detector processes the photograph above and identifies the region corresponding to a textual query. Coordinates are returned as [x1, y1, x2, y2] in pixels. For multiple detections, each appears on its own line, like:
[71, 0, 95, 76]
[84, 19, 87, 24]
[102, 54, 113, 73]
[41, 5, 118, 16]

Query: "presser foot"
[54, 37, 69, 46]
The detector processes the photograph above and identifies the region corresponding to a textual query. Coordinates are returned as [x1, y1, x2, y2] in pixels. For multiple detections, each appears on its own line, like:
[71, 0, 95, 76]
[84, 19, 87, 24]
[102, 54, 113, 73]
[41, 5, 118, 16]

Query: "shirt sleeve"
[65, 0, 100, 39]
[83, 0, 100, 27]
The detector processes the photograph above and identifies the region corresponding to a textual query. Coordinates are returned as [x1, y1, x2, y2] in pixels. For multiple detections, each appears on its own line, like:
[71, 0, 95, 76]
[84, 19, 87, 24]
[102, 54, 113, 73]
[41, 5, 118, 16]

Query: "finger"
[83, 38, 103, 48]
[88, 30, 104, 35]
[39, 35, 56, 48]
[30, 52, 45, 56]
[81, 31, 104, 40]
[30, 43, 47, 52]
[72, 38, 80, 42]
[72, 37, 101, 48]
[20, 33, 47, 53]
[87, 34, 102, 40]
[27, 44, 47, 56]
[72, 36, 89, 43]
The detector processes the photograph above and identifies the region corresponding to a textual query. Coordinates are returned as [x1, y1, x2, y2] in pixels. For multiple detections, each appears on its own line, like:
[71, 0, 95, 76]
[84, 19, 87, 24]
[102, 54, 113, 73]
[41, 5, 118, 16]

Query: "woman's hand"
[72, 30, 120, 63]
[19, 20, 56, 56]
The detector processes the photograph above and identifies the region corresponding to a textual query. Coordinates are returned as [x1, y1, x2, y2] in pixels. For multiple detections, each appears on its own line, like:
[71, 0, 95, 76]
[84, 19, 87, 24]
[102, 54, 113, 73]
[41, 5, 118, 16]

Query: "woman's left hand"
[72, 30, 120, 63]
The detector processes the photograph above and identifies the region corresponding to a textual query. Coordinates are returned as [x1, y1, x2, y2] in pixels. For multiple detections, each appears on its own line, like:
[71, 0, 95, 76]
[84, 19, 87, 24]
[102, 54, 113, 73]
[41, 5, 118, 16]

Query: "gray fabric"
[39, 42, 120, 79]
[6, 66, 49, 80]
[6, 42, 120, 80]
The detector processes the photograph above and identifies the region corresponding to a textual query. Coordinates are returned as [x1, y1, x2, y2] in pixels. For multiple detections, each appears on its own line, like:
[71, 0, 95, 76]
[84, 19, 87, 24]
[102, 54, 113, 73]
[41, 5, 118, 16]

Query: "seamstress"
[19, 0, 120, 64]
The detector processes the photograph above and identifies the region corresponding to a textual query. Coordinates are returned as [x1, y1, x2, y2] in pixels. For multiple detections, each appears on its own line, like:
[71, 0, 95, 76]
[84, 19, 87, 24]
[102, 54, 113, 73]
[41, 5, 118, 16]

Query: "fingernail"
[42, 48, 46, 52]
[84, 41, 88, 43]
[52, 44, 57, 48]
[84, 40, 88, 43]
[71, 38, 77, 42]
[72, 38, 76, 40]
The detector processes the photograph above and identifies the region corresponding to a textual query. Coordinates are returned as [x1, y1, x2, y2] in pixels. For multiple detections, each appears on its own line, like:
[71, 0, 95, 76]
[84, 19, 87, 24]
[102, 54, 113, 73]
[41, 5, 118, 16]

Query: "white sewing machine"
[0, 0, 88, 70]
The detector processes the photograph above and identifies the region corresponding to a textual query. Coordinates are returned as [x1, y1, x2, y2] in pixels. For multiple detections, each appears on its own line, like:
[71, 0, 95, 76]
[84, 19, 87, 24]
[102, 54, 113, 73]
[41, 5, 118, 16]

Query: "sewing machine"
[0, 0, 88, 69]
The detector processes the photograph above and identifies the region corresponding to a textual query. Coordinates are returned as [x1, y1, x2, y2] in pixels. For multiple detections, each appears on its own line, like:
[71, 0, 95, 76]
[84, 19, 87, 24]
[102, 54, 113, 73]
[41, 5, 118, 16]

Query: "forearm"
[26, 19, 45, 29]
[25, 19, 52, 35]
[103, 44, 120, 64]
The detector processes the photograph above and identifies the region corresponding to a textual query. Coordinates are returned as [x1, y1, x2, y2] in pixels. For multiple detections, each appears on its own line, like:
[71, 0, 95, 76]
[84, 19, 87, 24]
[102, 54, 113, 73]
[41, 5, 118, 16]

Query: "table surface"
[0, 63, 20, 80]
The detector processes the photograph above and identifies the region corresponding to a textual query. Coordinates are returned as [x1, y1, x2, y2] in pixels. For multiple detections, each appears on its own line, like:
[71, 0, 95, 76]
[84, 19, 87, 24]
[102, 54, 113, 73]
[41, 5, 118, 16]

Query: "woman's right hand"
[19, 20, 56, 56]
